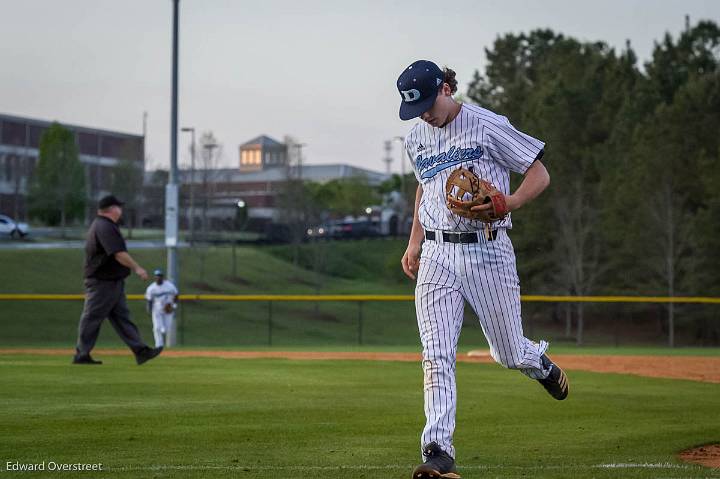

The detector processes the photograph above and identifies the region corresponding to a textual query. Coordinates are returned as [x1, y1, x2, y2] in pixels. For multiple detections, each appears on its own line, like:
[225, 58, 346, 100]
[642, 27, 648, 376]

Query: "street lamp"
[393, 136, 409, 234]
[201, 142, 218, 237]
[181, 127, 195, 244]
[294, 143, 307, 180]
[392, 136, 406, 176]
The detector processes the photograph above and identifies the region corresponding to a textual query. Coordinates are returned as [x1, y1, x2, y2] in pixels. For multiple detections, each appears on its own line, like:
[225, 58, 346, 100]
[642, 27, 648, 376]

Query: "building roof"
[240, 135, 284, 148]
[0, 112, 143, 140]
[172, 163, 390, 186]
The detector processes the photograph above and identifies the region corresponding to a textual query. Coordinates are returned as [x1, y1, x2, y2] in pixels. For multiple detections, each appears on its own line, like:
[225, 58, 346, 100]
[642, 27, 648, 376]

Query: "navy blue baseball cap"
[397, 60, 444, 120]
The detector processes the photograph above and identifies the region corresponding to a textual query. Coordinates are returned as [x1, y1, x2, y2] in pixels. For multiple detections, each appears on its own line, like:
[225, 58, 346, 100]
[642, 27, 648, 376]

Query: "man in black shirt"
[73, 195, 163, 365]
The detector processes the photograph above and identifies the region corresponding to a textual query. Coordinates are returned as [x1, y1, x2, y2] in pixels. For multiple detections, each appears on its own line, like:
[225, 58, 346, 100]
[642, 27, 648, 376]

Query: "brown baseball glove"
[163, 303, 174, 314]
[445, 167, 508, 222]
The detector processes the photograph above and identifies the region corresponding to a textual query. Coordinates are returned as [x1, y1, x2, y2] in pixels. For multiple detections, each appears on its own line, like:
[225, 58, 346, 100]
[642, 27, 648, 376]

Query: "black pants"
[75, 278, 148, 358]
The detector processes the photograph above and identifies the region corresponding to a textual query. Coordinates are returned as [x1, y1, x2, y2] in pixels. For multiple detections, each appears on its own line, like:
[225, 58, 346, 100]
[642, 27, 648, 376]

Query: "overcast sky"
[1, 0, 718, 174]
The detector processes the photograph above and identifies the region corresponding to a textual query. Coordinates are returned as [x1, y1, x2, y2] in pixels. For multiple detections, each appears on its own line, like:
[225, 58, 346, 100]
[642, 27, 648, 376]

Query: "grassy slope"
[1, 355, 719, 479]
[0, 243, 718, 349]
[0, 245, 450, 348]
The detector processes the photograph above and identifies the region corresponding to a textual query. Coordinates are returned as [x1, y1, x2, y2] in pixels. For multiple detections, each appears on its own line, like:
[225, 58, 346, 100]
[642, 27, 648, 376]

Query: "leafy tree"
[645, 20, 720, 105]
[310, 176, 380, 218]
[111, 144, 144, 239]
[602, 20, 720, 346]
[28, 122, 86, 237]
[469, 31, 643, 344]
[621, 71, 720, 345]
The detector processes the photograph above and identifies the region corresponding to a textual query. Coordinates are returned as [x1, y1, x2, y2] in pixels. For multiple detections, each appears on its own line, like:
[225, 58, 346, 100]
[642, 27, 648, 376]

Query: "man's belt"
[424, 228, 499, 244]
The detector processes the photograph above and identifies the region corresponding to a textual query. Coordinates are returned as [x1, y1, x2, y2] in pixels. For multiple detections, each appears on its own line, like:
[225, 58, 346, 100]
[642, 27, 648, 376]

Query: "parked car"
[0, 215, 29, 238]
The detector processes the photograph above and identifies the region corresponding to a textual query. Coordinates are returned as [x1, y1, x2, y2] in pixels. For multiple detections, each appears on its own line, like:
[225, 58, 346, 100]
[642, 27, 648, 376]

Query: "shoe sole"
[412, 465, 461, 479]
[558, 368, 569, 399]
[546, 367, 569, 400]
[136, 350, 162, 365]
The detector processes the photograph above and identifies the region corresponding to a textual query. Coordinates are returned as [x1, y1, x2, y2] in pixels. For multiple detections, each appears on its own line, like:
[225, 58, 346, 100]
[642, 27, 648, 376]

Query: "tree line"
[463, 19, 719, 345]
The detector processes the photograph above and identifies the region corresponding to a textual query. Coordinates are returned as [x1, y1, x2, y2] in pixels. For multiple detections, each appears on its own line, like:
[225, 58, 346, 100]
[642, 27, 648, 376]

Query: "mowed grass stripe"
[1, 356, 719, 479]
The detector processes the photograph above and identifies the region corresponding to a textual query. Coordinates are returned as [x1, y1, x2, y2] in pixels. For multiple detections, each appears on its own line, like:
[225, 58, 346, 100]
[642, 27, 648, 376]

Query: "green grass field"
[2, 243, 719, 477]
[1, 354, 719, 479]
[2, 243, 717, 348]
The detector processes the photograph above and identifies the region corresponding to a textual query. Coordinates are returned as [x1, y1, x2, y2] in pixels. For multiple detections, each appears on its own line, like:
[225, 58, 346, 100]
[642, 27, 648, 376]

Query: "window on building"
[6, 155, 14, 181]
[27, 157, 37, 177]
[78, 132, 99, 156]
[1, 121, 26, 146]
[29, 125, 47, 149]
[101, 136, 122, 158]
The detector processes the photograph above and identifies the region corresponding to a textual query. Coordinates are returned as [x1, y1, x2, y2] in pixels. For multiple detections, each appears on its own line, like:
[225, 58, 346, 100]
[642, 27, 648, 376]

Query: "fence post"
[268, 301, 273, 346]
[358, 301, 363, 345]
[179, 302, 185, 346]
[232, 242, 237, 278]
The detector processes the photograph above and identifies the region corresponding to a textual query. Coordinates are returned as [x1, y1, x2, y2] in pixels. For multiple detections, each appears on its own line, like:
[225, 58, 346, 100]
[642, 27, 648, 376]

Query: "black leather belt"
[425, 229, 498, 243]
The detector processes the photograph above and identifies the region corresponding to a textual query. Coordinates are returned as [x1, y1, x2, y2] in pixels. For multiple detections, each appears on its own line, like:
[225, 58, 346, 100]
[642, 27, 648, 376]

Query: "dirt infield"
[679, 444, 720, 468]
[2, 348, 720, 384]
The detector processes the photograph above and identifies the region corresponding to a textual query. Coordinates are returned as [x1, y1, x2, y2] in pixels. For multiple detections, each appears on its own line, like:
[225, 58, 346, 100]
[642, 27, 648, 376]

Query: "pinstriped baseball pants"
[415, 228, 550, 459]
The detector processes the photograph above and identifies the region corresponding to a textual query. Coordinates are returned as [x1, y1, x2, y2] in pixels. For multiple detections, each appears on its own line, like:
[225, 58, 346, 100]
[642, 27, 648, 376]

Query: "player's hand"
[470, 194, 519, 212]
[135, 266, 148, 281]
[468, 202, 492, 212]
[401, 241, 422, 280]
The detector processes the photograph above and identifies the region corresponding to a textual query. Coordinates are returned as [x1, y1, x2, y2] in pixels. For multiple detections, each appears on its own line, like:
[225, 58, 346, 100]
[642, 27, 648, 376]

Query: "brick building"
[141, 135, 388, 232]
[0, 113, 144, 223]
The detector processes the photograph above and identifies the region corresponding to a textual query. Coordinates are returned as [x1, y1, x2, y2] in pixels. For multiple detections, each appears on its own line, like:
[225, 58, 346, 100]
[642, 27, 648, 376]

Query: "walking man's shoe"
[538, 354, 569, 400]
[72, 355, 102, 365]
[411, 442, 461, 479]
[135, 346, 163, 365]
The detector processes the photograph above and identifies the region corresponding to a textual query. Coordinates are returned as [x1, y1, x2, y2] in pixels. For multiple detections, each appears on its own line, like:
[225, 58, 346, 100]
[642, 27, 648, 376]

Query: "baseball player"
[145, 269, 178, 348]
[397, 60, 568, 479]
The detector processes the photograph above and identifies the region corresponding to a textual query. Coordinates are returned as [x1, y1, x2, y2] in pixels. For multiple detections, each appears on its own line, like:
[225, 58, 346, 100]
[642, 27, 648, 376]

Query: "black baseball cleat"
[135, 346, 163, 365]
[537, 354, 569, 400]
[72, 355, 102, 365]
[411, 442, 461, 479]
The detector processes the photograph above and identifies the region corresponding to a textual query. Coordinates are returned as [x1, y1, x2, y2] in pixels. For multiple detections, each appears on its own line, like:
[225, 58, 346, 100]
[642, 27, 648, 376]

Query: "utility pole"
[181, 127, 195, 244]
[383, 140, 393, 175]
[393, 136, 406, 196]
[294, 143, 306, 180]
[393, 136, 407, 234]
[165, 0, 180, 347]
[202, 142, 218, 237]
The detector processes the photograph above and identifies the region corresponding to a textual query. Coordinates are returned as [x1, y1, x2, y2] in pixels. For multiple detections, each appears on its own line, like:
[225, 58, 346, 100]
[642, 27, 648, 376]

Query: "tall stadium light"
[294, 143, 306, 180]
[393, 136, 406, 186]
[181, 127, 195, 244]
[166, 0, 180, 347]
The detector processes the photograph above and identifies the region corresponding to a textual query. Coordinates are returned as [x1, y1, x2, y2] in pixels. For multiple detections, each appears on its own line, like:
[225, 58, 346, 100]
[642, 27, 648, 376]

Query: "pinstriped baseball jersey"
[405, 103, 545, 232]
[404, 102, 552, 462]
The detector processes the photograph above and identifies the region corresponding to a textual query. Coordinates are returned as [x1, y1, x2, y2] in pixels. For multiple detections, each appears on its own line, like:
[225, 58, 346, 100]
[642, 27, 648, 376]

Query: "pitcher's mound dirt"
[679, 444, 720, 468]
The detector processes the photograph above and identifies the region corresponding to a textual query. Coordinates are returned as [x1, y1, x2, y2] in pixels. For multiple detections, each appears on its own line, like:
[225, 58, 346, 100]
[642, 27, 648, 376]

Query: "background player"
[145, 269, 178, 348]
[396, 60, 569, 479]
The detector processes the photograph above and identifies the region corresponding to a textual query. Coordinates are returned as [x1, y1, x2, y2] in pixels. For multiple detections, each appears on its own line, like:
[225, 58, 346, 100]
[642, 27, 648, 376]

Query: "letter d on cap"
[401, 89, 421, 102]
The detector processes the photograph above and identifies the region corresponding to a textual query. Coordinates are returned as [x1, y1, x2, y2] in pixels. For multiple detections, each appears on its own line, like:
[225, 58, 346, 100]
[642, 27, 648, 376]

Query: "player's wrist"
[506, 194, 523, 212]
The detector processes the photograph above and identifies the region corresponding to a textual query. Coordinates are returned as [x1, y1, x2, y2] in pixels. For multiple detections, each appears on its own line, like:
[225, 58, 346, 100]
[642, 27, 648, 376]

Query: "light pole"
[181, 127, 195, 244]
[165, 0, 180, 347]
[393, 136, 408, 234]
[294, 143, 307, 180]
[201, 142, 218, 237]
